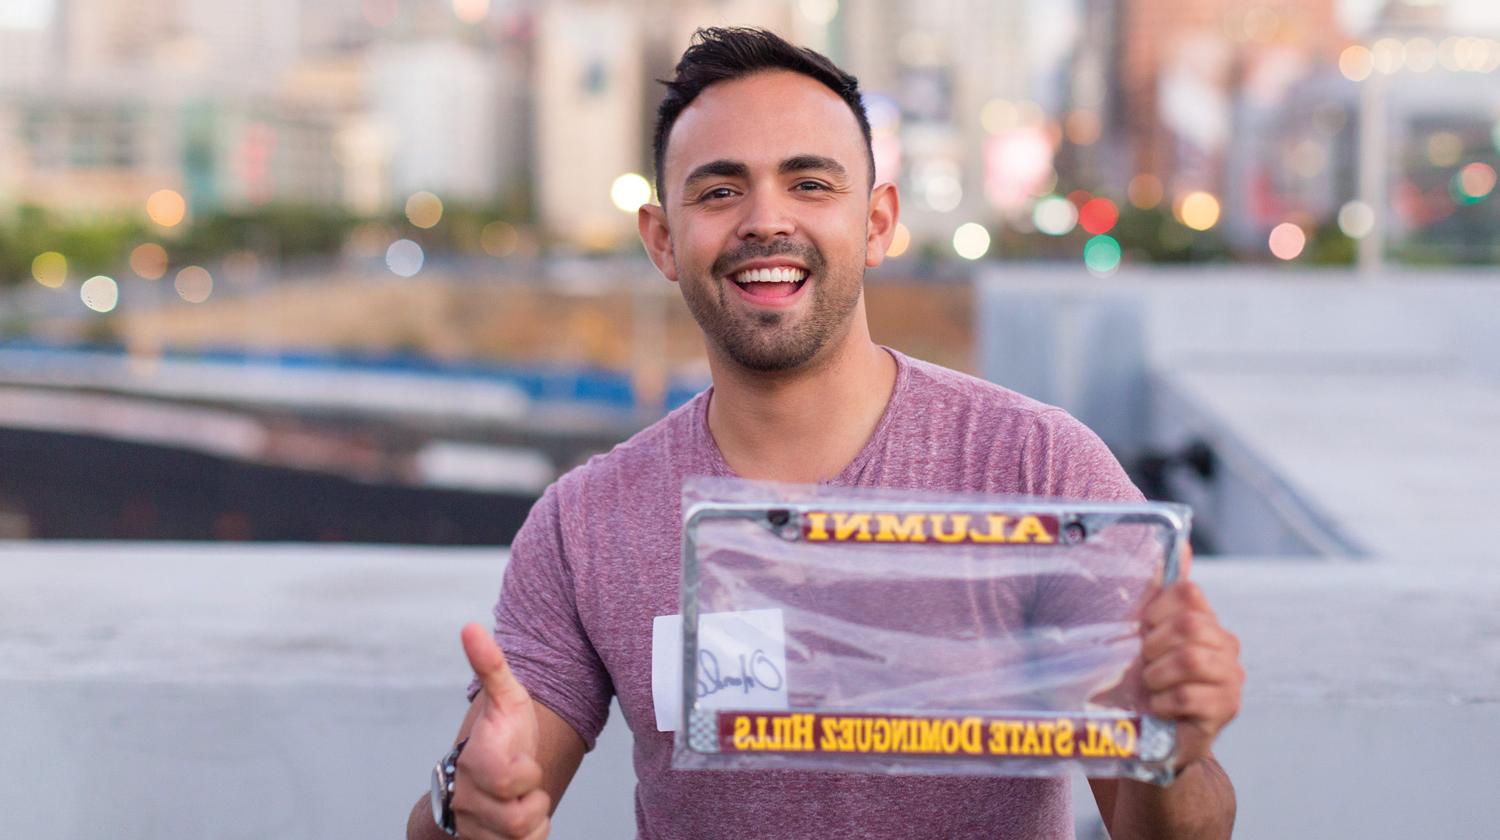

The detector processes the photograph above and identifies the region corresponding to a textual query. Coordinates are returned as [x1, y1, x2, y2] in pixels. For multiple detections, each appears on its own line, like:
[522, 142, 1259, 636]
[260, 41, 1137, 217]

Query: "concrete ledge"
[5, 543, 1497, 838]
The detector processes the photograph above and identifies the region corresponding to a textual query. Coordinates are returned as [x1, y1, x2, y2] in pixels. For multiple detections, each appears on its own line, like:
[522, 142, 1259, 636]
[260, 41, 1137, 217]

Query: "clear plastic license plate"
[673, 477, 1189, 785]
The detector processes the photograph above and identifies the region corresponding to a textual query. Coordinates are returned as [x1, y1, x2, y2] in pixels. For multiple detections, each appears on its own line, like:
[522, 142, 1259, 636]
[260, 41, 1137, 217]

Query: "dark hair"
[652, 27, 874, 202]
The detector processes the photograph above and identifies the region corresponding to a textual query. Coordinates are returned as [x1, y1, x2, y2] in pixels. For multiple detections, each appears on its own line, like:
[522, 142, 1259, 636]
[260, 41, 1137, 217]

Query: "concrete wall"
[977, 267, 1500, 449]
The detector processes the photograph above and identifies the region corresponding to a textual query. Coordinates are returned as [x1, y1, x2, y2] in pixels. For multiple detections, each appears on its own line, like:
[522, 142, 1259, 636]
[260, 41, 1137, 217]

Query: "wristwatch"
[430, 737, 469, 837]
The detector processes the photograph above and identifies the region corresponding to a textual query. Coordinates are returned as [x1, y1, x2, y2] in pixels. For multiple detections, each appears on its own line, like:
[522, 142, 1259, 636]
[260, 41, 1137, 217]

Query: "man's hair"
[651, 27, 875, 202]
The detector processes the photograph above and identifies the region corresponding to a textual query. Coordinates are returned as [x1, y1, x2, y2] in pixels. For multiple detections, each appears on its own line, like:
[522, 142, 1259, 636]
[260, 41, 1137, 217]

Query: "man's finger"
[1148, 682, 1240, 724]
[1141, 645, 1243, 692]
[1141, 611, 1237, 661]
[461, 623, 530, 708]
[1142, 579, 1214, 629]
[491, 755, 544, 800]
[455, 787, 550, 840]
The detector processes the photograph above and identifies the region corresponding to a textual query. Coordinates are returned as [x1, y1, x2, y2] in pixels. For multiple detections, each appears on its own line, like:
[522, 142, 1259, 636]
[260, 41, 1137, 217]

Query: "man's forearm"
[1109, 755, 1236, 840]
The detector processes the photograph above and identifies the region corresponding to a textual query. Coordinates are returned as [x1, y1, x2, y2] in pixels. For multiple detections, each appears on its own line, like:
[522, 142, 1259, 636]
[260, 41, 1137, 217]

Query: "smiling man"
[409, 27, 1241, 840]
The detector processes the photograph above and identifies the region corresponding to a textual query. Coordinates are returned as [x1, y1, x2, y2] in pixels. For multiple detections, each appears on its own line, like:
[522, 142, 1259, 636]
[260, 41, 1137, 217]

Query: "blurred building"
[842, 0, 1038, 239]
[0, 0, 530, 219]
[1262, 1, 1500, 258]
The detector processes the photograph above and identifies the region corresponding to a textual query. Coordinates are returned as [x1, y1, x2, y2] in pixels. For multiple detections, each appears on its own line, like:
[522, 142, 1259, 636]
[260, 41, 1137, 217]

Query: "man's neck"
[705, 322, 898, 484]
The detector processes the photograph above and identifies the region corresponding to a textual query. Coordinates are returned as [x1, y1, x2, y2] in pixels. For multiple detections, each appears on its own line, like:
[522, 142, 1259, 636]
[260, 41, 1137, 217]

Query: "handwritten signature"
[696, 648, 784, 698]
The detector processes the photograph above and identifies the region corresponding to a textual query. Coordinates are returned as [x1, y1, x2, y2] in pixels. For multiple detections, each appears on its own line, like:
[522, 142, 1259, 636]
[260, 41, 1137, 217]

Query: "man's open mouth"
[729, 266, 809, 299]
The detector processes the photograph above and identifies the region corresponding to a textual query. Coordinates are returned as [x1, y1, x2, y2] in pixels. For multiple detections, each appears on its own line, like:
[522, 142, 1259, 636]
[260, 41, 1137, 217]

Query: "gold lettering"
[805, 512, 830, 541]
[819, 717, 836, 751]
[1054, 719, 1074, 756]
[930, 514, 972, 543]
[1114, 720, 1137, 758]
[790, 713, 814, 751]
[961, 718, 984, 754]
[733, 716, 751, 750]
[1020, 723, 1042, 755]
[832, 513, 874, 542]
[969, 514, 1011, 543]
[1080, 721, 1101, 757]
[1011, 515, 1055, 544]
[875, 513, 928, 542]
[889, 718, 909, 752]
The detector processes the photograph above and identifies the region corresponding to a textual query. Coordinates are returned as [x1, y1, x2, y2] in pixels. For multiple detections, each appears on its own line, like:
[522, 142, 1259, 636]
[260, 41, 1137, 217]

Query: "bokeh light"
[1064, 110, 1101, 146]
[129, 243, 169, 280]
[386, 239, 425, 277]
[174, 266, 214, 303]
[31, 251, 67, 288]
[1405, 37, 1437, 72]
[610, 172, 652, 213]
[451, 0, 489, 24]
[952, 223, 990, 260]
[1454, 162, 1497, 203]
[1338, 45, 1374, 81]
[885, 222, 911, 258]
[1372, 38, 1404, 74]
[980, 99, 1018, 134]
[1127, 174, 1164, 209]
[1083, 235, 1122, 276]
[1425, 132, 1463, 167]
[481, 221, 519, 257]
[797, 0, 838, 26]
[146, 189, 186, 228]
[80, 275, 119, 313]
[1338, 201, 1376, 239]
[1032, 196, 1078, 236]
[405, 191, 444, 228]
[922, 162, 963, 213]
[1268, 223, 1307, 260]
[1078, 198, 1119, 235]
[1438, 36, 1463, 71]
[1176, 191, 1221, 231]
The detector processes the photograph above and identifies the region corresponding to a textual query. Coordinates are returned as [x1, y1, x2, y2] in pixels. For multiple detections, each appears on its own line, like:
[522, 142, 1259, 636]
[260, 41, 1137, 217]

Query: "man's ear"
[864, 182, 900, 268]
[638, 203, 677, 282]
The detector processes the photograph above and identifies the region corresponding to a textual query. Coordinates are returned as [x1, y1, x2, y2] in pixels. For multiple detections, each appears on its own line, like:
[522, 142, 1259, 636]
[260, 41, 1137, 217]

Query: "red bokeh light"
[1078, 197, 1119, 235]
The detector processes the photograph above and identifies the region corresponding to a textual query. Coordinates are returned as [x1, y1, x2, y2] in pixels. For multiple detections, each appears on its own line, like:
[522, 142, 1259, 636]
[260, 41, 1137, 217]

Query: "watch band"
[430, 737, 470, 837]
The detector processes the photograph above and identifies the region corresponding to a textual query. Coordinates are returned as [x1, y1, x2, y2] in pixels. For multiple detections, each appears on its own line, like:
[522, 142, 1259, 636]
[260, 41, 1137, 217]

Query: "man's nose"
[735, 189, 796, 240]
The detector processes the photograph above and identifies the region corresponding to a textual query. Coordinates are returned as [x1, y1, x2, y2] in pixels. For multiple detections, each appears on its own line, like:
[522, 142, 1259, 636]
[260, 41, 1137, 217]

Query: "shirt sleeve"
[468, 482, 613, 750]
[1017, 408, 1145, 504]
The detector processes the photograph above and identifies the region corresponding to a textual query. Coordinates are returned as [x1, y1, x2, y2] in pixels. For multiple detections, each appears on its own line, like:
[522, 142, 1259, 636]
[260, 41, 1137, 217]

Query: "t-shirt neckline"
[696, 345, 910, 486]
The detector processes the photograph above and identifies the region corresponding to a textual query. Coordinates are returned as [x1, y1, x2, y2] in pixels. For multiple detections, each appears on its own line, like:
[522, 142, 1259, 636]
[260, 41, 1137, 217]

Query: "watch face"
[431, 760, 446, 824]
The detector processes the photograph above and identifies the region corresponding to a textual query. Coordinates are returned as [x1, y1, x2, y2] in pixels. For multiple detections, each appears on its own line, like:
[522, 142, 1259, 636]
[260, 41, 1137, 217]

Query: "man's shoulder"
[550, 390, 709, 502]
[896, 351, 1068, 427]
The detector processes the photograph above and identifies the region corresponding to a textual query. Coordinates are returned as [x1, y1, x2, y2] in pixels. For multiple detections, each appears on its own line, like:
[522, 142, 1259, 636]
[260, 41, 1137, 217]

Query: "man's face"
[650, 70, 879, 372]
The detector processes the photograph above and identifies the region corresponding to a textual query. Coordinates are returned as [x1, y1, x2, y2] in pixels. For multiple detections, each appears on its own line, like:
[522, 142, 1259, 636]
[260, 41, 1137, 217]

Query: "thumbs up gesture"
[452, 623, 550, 839]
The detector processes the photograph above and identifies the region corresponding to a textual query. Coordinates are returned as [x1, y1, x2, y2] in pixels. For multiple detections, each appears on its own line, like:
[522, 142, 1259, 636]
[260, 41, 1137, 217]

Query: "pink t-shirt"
[483, 349, 1144, 839]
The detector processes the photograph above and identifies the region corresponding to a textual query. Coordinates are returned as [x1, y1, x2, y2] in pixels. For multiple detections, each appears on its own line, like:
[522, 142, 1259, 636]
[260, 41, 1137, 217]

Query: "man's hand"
[452, 623, 550, 839]
[1139, 574, 1244, 771]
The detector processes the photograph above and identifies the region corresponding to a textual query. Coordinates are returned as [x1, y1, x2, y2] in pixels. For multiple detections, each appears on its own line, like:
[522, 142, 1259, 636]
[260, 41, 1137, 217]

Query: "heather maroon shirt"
[480, 349, 1144, 839]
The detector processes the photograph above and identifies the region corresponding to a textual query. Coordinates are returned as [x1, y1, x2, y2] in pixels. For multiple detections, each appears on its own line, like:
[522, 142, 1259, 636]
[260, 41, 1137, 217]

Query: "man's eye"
[701, 187, 736, 201]
[794, 181, 829, 191]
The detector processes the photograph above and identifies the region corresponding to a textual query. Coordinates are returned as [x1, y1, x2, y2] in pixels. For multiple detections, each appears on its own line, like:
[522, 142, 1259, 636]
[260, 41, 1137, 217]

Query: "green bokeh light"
[1083, 235, 1122, 275]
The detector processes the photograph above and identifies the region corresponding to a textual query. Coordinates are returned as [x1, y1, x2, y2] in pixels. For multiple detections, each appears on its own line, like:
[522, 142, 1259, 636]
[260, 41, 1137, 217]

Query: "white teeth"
[733, 266, 807, 284]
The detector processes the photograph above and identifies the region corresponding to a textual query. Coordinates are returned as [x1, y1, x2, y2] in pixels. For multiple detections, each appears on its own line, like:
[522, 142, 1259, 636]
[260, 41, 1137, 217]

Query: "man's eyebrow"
[682, 159, 749, 189]
[779, 155, 847, 179]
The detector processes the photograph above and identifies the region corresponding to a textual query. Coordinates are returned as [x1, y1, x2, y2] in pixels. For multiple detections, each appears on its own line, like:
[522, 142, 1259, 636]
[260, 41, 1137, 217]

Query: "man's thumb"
[461, 623, 529, 706]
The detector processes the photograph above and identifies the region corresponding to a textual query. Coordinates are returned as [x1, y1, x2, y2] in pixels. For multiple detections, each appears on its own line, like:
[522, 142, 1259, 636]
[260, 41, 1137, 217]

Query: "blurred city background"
[2, 1, 1498, 838]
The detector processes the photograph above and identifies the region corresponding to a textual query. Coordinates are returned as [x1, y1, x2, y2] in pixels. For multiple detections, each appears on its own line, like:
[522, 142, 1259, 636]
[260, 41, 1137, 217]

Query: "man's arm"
[1089, 576, 1243, 840]
[1088, 758, 1236, 840]
[406, 626, 589, 840]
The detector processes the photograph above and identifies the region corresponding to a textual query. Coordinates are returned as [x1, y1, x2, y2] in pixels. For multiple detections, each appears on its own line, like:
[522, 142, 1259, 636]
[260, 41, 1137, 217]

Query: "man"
[408, 27, 1241, 840]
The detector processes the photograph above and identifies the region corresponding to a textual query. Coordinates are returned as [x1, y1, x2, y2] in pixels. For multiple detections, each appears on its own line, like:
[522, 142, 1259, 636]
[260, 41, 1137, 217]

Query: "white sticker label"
[651, 608, 788, 732]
